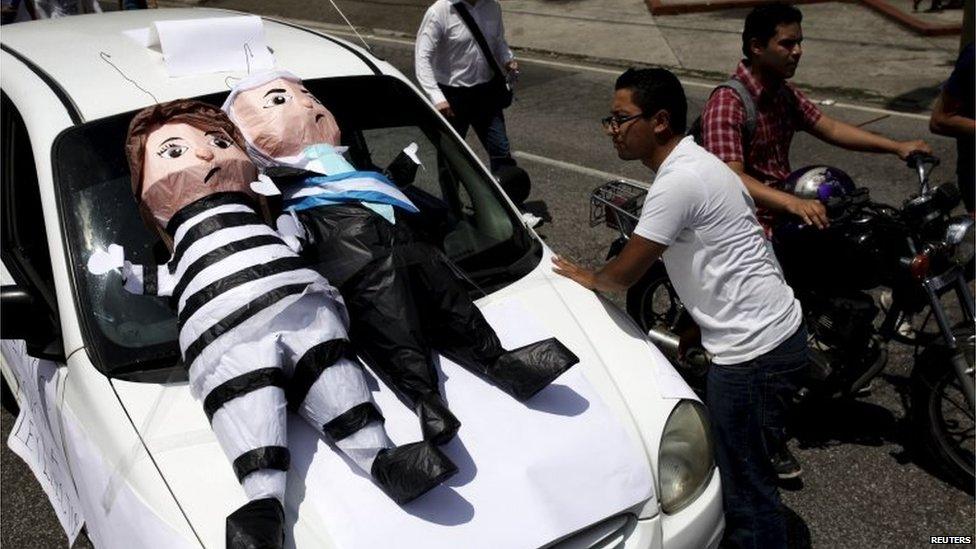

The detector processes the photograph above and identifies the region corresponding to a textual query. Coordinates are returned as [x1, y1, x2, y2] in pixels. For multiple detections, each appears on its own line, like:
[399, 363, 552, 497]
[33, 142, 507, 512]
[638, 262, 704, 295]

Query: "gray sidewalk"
[498, 0, 962, 110]
[176, 0, 965, 110]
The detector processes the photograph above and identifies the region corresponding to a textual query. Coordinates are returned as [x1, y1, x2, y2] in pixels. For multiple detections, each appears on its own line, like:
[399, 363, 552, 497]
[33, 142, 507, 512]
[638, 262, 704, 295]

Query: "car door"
[0, 89, 88, 541]
[1, 91, 63, 360]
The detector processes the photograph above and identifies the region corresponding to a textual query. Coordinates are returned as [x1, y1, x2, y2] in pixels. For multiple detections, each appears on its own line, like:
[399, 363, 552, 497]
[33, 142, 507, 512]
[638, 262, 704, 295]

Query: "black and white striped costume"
[120, 191, 392, 504]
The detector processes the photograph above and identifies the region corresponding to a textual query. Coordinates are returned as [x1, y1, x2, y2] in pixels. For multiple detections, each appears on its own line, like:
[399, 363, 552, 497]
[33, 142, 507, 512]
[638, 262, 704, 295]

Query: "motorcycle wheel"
[625, 263, 681, 332]
[910, 329, 975, 492]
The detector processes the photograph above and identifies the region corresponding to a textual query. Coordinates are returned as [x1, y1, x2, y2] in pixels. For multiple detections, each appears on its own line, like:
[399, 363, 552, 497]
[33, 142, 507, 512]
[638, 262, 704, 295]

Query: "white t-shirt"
[633, 137, 802, 365]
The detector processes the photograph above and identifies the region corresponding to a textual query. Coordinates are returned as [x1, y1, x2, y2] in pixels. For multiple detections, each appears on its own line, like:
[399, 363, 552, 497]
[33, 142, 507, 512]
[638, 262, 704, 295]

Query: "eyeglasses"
[600, 112, 644, 131]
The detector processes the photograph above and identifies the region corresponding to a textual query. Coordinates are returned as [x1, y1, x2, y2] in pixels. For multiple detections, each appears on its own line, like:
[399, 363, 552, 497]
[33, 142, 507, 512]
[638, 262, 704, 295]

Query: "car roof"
[0, 8, 382, 122]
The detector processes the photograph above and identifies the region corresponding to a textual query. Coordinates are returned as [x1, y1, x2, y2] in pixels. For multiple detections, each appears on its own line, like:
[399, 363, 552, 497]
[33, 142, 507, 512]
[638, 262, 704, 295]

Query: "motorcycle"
[590, 153, 975, 490]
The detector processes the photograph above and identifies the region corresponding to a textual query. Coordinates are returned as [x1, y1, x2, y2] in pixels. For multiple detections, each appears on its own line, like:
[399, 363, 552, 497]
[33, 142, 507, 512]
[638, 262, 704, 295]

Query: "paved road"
[3, 23, 973, 549]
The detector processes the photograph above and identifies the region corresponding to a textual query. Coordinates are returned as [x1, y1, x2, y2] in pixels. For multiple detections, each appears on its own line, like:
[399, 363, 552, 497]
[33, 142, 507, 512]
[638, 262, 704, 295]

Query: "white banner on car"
[123, 15, 275, 77]
[285, 300, 655, 549]
[2, 339, 84, 545]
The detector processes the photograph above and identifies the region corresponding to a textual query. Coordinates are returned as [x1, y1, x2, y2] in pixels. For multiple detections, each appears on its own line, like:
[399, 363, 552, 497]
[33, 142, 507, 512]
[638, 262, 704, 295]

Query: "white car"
[0, 9, 724, 548]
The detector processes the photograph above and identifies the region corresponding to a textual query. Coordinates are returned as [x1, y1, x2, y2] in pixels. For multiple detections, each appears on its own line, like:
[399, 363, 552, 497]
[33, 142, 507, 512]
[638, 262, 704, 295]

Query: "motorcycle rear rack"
[590, 180, 647, 236]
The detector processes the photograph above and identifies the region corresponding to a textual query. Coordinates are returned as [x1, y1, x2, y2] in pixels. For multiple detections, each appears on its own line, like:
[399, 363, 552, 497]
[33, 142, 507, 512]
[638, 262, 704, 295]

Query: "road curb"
[646, 0, 832, 16]
[643, 0, 961, 36]
[858, 0, 962, 36]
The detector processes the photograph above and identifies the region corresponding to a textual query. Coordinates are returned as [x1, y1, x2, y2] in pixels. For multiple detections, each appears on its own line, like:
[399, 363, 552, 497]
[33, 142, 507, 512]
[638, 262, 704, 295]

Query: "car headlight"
[658, 400, 714, 514]
[945, 216, 975, 267]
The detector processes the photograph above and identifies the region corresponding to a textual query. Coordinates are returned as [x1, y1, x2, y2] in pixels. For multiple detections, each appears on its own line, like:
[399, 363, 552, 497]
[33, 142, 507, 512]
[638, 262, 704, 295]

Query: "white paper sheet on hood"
[284, 301, 655, 549]
[143, 15, 275, 77]
[59, 406, 198, 549]
[649, 348, 699, 401]
[1, 340, 84, 545]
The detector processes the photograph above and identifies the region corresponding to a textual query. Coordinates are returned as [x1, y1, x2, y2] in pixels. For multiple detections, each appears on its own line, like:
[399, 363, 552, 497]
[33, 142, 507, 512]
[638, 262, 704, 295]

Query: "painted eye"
[263, 93, 292, 108]
[156, 144, 187, 159]
[211, 136, 233, 149]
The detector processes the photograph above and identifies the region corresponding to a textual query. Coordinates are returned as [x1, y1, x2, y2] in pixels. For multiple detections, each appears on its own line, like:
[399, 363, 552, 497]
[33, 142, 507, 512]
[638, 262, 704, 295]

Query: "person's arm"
[414, 6, 451, 115]
[809, 114, 932, 160]
[932, 45, 975, 138]
[552, 235, 667, 292]
[727, 161, 829, 228]
[554, 170, 703, 291]
[87, 244, 174, 297]
[491, 1, 516, 71]
[930, 88, 976, 137]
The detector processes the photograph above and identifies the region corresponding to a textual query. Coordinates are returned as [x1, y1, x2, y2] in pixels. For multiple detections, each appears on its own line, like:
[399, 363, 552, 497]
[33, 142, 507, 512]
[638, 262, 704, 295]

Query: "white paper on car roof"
[125, 15, 276, 78]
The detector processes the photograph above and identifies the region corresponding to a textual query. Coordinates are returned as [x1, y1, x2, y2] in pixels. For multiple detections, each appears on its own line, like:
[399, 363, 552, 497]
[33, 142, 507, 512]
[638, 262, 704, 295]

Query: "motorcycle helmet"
[774, 165, 880, 291]
[781, 165, 855, 203]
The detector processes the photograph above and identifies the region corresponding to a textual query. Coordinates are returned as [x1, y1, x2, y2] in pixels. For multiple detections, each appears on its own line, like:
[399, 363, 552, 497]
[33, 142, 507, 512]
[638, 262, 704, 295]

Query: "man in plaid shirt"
[702, 2, 931, 230]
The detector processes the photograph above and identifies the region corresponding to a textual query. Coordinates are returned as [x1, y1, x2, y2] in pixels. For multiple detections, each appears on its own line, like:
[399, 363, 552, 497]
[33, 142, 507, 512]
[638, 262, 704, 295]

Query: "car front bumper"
[617, 470, 723, 549]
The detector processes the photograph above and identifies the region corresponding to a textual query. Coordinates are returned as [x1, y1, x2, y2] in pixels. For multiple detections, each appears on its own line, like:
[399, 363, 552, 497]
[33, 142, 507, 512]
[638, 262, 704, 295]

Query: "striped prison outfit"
[120, 191, 392, 504]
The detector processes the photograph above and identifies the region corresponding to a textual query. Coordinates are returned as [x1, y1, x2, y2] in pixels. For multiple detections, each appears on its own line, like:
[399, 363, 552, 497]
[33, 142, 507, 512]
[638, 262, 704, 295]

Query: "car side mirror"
[1, 285, 65, 361]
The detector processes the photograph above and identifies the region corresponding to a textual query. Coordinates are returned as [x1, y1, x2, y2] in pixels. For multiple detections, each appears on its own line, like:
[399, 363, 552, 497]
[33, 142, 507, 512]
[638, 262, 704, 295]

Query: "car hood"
[111, 250, 686, 547]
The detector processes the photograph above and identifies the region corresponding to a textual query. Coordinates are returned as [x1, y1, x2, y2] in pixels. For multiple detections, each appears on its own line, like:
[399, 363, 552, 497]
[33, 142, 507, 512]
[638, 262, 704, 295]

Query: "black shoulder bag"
[453, 2, 513, 109]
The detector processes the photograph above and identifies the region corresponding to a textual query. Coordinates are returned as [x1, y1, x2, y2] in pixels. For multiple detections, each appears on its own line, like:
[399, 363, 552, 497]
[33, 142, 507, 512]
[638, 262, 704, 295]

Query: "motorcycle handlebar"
[906, 151, 940, 170]
[824, 187, 871, 219]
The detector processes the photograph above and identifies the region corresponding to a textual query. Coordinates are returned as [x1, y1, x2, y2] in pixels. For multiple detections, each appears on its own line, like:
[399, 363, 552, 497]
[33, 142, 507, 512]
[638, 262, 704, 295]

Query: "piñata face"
[141, 122, 257, 226]
[231, 78, 341, 157]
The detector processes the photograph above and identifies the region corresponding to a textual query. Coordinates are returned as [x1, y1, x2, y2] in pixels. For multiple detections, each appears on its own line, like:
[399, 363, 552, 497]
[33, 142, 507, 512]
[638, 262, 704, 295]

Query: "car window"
[52, 75, 541, 381]
[1, 92, 58, 317]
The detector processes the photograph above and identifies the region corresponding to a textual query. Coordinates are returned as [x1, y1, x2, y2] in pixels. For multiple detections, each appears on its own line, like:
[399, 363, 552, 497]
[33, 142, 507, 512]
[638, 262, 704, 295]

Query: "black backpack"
[687, 78, 757, 153]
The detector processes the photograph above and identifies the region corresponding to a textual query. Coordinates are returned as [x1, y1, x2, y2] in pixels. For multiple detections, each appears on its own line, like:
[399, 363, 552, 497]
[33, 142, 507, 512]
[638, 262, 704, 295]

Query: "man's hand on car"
[895, 139, 933, 161]
[785, 196, 829, 229]
[436, 101, 455, 118]
[552, 255, 597, 290]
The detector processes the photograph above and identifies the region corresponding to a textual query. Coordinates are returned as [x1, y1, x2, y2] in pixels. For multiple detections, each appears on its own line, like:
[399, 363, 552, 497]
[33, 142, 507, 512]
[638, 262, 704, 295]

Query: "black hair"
[742, 2, 803, 58]
[614, 68, 687, 134]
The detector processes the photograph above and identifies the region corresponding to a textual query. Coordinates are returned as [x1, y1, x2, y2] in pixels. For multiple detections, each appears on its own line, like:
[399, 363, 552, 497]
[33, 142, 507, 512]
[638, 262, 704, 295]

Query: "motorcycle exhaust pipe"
[647, 327, 712, 376]
[647, 327, 682, 360]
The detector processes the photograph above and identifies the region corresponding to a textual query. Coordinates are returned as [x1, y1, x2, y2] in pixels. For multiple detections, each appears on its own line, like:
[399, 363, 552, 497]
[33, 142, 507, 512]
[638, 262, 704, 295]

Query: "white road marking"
[295, 19, 931, 122]
[512, 151, 646, 186]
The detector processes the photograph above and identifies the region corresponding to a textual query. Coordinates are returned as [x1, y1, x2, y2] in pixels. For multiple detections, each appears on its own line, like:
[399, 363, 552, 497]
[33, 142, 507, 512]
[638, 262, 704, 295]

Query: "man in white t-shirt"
[553, 68, 808, 549]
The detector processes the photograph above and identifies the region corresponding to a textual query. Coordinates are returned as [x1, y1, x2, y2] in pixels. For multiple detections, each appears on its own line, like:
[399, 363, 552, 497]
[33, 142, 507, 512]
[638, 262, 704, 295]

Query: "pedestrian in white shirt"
[552, 67, 808, 549]
[415, 0, 519, 173]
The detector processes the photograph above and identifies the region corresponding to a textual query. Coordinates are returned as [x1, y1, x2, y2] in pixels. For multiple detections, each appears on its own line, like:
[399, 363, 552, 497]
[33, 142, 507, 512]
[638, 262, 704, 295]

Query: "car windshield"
[53, 75, 541, 382]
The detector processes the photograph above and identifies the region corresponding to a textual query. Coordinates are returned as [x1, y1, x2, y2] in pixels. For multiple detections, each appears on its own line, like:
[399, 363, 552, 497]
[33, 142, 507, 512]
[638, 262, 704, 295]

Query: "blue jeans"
[706, 325, 809, 549]
[439, 83, 515, 172]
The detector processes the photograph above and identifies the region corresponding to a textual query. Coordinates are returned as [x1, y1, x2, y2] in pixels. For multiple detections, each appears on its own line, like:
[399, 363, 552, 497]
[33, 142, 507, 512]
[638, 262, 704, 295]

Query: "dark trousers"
[706, 325, 809, 549]
[439, 82, 515, 172]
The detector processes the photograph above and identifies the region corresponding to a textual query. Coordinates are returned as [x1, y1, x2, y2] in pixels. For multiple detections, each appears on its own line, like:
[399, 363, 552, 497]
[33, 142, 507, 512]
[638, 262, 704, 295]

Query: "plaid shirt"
[701, 61, 823, 186]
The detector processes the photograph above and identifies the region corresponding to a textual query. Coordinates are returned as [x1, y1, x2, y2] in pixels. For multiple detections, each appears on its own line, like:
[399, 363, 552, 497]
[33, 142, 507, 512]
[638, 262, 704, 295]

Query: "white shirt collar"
[654, 136, 695, 177]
